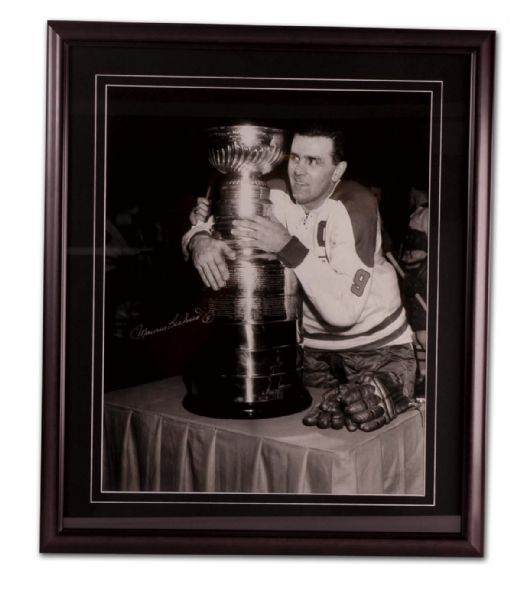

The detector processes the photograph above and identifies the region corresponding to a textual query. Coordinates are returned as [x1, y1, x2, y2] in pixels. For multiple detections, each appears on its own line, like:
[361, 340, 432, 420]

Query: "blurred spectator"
[399, 187, 428, 393]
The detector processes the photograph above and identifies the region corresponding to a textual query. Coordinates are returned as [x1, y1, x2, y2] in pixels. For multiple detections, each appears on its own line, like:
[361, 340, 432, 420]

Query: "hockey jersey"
[183, 180, 412, 351]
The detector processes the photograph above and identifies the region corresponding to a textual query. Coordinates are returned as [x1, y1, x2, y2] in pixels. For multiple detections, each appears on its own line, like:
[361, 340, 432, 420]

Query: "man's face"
[288, 135, 344, 210]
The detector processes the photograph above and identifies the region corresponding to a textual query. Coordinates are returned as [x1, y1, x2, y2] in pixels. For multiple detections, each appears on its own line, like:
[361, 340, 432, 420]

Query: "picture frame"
[40, 20, 494, 555]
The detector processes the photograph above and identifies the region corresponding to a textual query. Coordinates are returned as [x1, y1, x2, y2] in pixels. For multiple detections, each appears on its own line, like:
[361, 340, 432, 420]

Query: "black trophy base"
[183, 383, 312, 420]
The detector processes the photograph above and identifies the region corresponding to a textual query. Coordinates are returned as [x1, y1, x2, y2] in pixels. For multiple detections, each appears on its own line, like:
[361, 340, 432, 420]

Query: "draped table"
[103, 375, 425, 495]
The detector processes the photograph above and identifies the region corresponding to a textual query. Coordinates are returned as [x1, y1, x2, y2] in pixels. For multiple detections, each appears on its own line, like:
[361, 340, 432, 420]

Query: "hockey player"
[183, 125, 417, 431]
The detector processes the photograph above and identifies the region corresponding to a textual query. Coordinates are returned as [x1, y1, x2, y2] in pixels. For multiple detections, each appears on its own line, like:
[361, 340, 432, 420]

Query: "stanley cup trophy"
[183, 125, 312, 419]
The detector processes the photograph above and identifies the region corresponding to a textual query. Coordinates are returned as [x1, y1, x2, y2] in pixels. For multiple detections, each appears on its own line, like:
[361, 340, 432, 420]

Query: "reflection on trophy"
[183, 125, 312, 418]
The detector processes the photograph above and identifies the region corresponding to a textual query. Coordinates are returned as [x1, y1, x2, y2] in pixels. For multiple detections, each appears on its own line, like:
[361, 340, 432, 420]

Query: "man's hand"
[189, 197, 211, 226]
[189, 234, 236, 290]
[231, 214, 292, 254]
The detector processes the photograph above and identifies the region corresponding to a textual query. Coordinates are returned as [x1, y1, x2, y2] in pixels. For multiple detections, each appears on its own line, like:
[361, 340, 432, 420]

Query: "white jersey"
[183, 180, 412, 351]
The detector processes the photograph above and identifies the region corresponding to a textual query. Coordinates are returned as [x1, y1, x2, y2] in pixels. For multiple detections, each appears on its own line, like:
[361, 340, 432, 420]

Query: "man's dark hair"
[293, 123, 347, 164]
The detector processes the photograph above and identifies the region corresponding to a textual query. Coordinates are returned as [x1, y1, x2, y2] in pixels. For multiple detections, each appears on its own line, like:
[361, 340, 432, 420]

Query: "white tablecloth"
[103, 375, 425, 495]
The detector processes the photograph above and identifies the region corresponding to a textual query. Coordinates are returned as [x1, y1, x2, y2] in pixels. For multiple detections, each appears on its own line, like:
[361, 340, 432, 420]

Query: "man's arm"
[294, 192, 380, 327]
[181, 216, 214, 260]
[181, 213, 236, 291]
[232, 191, 378, 328]
[289, 229, 373, 327]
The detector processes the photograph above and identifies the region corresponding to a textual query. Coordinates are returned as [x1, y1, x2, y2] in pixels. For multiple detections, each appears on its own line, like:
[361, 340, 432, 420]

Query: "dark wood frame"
[41, 21, 494, 556]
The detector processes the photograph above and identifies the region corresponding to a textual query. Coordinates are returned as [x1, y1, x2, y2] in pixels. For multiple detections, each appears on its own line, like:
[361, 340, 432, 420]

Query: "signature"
[130, 307, 213, 340]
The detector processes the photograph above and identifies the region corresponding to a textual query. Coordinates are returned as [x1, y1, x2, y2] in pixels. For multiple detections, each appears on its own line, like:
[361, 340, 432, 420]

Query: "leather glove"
[302, 386, 345, 429]
[338, 373, 413, 432]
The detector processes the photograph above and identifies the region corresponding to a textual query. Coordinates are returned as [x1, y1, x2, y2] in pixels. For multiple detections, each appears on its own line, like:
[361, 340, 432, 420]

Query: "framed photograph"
[41, 21, 494, 555]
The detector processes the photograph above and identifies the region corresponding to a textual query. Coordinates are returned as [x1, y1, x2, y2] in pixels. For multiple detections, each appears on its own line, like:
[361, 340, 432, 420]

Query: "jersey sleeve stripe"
[278, 236, 309, 268]
[303, 317, 410, 350]
[303, 305, 405, 341]
[354, 319, 410, 350]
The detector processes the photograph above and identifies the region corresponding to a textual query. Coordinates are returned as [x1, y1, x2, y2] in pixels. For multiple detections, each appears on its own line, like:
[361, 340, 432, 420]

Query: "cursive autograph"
[130, 307, 214, 340]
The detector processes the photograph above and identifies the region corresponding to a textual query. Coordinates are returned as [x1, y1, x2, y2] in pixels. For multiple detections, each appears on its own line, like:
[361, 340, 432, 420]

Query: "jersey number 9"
[351, 269, 371, 297]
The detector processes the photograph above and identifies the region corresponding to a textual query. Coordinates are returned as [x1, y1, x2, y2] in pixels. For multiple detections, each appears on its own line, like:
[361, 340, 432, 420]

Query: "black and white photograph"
[100, 81, 434, 497]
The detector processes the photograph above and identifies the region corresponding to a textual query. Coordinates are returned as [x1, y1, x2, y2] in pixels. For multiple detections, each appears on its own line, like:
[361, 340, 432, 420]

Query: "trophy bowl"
[208, 125, 286, 247]
[207, 125, 286, 176]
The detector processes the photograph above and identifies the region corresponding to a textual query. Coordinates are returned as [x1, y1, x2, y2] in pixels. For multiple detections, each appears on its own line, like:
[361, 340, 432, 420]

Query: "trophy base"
[182, 383, 312, 420]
